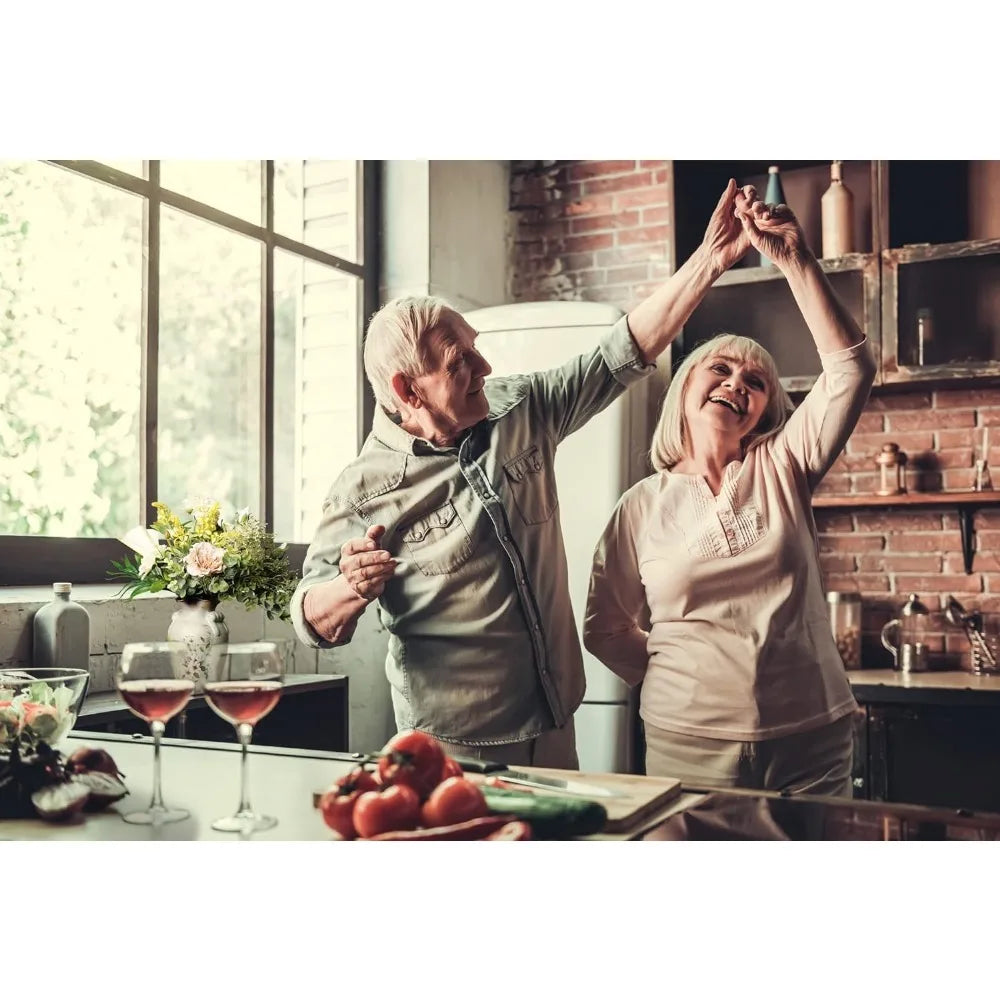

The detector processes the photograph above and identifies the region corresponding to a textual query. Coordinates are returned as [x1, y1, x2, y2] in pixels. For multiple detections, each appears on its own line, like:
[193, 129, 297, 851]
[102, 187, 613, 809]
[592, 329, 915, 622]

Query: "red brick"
[604, 263, 651, 284]
[653, 169, 670, 184]
[596, 245, 670, 267]
[943, 469, 977, 490]
[570, 211, 641, 234]
[583, 172, 654, 195]
[938, 428, 981, 449]
[976, 409, 1000, 427]
[866, 393, 932, 411]
[933, 448, 975, 469]
[896, 574, 980, 594]
[615, 224, 673, 247]
[983, 575, 1000, 592]
[823, 573, 891, 592]
[855, 512, 945, 531]
[819, 534, 885, 553]
[934, 387, 1000, 408]
[641, 206, 673, 225]
[561, 233, 615, 254]
[887, 410, 976, 431]
[854, 413, 886, 433]
[974, 511, 1000, 527]
[847, 431, 934, 455]
[615, 188, 671, 210]
[639, 160, 670, 168]
[946, 552, 1000, 573]
[566, 161, 638, 182]
[813, 512, 854, 532]
[978, 529, 1000, 548]
[887, 530, 962, 552]
[561, 194, 616, 218]
[820, 553, 857, 573]
[858, 554, 942, 573]
[830, 451, 884, 474]
[852, 472, 883, 493]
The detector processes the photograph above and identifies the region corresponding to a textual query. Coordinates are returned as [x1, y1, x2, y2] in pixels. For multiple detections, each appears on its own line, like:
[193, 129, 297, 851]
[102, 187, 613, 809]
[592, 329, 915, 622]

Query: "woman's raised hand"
[734, 189, 810, 270]
[701, 178, 752, 273]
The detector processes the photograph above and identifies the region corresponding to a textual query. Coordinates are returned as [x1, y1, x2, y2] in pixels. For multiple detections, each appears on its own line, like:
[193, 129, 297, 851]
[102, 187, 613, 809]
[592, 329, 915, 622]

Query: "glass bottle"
[821, 160, 855, 258]
[759, 165, 786, 267]
[33, 582, 91, 670]
[827, 591, 862, 670]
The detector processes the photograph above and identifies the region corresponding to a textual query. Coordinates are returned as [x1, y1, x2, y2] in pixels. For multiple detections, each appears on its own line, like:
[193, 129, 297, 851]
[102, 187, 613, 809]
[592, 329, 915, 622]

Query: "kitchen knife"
[452, 757, 625, 798]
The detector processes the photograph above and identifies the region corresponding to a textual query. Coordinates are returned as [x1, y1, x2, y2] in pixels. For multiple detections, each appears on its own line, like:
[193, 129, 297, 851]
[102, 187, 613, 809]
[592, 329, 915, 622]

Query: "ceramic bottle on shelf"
[759, 165, 786, 267]
[821, 160, 855, 259]
[33, 582, 90, 669]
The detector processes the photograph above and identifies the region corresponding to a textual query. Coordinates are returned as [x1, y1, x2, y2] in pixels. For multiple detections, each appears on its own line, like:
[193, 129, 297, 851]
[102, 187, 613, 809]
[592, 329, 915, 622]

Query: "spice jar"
[827, 591, 862, 670]
[875, 442, 907, 496]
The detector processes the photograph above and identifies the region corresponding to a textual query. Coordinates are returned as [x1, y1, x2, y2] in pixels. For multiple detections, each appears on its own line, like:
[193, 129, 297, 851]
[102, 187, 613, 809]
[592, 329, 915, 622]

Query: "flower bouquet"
[109, 500, 298, 622]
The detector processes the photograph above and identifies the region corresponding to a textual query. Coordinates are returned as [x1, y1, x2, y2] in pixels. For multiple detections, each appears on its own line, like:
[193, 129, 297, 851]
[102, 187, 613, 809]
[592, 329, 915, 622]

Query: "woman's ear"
[390, 371, 421, 410]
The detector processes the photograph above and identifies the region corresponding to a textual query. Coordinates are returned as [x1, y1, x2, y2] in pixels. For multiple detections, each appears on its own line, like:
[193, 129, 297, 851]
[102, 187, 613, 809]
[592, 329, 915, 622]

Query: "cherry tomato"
[377, 730, 445, 799]
[318, 768, 380, 840]
[353, 783, 421, 839]
[440, 756, 464, 781]
[420, 776, 488, 829]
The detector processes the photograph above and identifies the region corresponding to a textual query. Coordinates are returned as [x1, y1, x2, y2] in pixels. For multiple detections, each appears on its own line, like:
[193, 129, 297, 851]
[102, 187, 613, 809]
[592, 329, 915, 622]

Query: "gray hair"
[363, 295, 455, 413]
[650, 333, 794, 472]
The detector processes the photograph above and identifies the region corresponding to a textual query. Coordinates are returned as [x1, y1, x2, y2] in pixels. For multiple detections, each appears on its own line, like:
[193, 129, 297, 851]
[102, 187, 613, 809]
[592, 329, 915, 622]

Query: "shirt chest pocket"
[503, 445, 557, 525]
[401, 500, 474, 576]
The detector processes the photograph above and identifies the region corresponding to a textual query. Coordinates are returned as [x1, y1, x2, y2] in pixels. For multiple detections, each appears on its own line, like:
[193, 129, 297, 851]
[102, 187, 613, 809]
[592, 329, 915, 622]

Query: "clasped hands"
[702, 177, 809, 275]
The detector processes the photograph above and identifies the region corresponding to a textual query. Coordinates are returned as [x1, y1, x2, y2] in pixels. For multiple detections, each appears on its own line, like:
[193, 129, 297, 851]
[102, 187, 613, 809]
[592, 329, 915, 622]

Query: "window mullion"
[140, 160, 161, 528]
[260, 160, 275, 531]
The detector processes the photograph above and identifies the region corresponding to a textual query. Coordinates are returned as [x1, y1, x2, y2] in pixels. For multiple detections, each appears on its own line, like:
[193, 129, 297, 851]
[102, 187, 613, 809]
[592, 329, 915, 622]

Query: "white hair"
[650, 333, 794, 472]
[363, 295, 455, 413]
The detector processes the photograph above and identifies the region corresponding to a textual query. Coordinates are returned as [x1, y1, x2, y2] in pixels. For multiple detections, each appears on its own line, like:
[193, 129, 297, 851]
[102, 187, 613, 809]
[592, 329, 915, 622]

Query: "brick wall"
[507, 159, 995, 673]
[509, 160, 674, 305]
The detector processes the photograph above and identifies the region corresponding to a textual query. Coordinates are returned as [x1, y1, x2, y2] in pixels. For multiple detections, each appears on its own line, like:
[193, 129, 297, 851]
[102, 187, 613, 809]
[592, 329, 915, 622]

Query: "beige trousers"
[644, 713, 855, 797]
[434, 717, 579, 770]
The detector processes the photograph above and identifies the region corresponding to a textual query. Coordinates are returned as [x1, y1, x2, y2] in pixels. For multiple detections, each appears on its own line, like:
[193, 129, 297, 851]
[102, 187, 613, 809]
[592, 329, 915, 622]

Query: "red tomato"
[318, 768, 380, 840]
[354, 783, 421, 839]
[377, 730, 445, 799]
[440, 756, 464, 781]
[420, 776, 488, 829]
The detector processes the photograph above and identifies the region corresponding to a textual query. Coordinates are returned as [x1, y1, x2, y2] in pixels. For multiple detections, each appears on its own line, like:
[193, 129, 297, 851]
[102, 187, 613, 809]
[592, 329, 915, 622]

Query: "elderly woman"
[584, 187, 876, 796]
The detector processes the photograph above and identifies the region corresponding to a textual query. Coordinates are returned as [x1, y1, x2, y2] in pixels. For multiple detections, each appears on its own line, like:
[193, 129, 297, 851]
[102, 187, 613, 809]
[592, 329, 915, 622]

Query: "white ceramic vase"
[166, 597, 229, 685]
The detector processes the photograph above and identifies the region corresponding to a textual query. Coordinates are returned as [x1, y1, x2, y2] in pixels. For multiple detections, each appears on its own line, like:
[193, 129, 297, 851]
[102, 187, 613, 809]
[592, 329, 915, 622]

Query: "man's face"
[409, 310, 493, 441]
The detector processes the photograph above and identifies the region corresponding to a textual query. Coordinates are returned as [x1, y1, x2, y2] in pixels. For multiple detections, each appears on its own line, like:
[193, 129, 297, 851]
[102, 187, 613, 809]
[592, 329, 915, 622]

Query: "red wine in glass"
[203, 680, 282, 726]
[119, 678, 194, 724]
[116, 642, 194, 826]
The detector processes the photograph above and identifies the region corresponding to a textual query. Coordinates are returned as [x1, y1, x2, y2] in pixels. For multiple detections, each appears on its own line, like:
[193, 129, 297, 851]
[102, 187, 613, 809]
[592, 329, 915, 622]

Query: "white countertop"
[847, 669, 1000, 691]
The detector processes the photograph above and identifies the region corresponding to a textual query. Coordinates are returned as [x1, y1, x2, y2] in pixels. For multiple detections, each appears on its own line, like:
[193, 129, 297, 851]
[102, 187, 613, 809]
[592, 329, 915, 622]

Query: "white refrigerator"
[465, 301, 671, 774]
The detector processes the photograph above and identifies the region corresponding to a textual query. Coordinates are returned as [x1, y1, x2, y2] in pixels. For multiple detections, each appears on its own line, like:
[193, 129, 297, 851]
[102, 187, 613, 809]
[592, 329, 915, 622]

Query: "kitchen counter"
[5, 732, 1000, 841]
[847, 669, 1000, 707]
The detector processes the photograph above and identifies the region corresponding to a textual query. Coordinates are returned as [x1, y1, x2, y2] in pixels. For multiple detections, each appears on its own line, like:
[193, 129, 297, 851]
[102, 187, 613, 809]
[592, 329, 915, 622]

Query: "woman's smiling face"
[682, 352, 771, 444]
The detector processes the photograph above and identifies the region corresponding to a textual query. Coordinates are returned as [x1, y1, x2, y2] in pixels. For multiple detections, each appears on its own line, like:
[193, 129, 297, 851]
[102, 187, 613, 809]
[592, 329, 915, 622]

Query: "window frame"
[0, 159, 380, 586]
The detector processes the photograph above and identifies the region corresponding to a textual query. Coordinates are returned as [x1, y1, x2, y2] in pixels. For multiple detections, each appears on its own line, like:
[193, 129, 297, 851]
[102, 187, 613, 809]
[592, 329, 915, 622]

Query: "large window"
[0, 160, 377, 585]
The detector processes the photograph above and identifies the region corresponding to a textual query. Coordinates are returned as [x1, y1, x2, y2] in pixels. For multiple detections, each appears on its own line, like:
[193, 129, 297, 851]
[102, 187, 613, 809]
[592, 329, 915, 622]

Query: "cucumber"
[481, 787, 607, 839]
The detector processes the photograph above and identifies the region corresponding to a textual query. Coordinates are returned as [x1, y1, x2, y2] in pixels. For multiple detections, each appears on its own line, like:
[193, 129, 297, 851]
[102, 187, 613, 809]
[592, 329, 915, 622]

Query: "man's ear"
[390, 371, 421, 409]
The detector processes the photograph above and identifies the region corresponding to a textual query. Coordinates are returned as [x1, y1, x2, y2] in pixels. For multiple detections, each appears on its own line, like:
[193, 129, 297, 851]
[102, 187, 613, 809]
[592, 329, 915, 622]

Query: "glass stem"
[236, 722, 254, 815]
[149, 720, 166, 811]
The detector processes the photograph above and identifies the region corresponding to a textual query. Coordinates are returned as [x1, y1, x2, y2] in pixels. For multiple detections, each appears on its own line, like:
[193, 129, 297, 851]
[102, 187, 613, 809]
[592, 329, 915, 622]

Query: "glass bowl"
[0, 667, 91, 753]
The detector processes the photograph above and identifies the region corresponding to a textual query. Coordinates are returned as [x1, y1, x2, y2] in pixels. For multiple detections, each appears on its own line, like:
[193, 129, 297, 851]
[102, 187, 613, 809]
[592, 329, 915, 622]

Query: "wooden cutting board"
[507, 766, 682, 833]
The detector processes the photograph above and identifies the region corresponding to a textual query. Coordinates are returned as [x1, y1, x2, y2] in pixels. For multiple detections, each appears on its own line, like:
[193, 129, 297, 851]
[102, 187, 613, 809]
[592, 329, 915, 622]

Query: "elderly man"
[291, 179, 749, 768]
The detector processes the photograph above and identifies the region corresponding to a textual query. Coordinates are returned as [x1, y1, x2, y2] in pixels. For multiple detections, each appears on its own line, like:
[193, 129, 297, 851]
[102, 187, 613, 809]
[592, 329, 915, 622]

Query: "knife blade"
[452, 757, 624, 798]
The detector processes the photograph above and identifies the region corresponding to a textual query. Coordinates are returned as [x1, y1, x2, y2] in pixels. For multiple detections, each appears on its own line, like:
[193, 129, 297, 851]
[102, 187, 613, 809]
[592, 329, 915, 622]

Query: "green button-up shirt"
[291, 315, 654, 746]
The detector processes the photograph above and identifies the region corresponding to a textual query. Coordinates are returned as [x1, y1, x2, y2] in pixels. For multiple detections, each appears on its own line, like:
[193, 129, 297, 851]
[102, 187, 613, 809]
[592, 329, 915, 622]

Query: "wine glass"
[116, 641, 195, 825]
[204, 641, 285, 833]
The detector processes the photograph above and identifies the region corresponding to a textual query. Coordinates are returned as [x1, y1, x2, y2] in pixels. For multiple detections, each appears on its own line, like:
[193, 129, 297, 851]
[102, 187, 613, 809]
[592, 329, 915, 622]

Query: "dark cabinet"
[74, 675, 349, 754]
[852, 688, 1000, 813]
